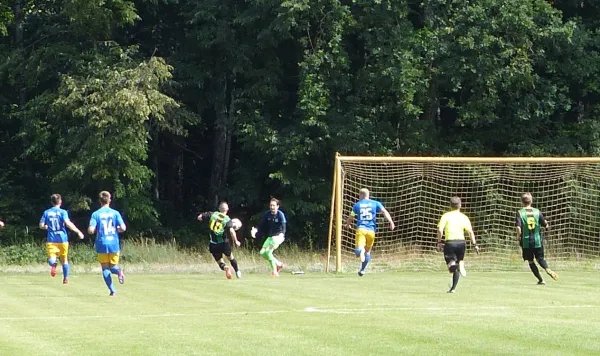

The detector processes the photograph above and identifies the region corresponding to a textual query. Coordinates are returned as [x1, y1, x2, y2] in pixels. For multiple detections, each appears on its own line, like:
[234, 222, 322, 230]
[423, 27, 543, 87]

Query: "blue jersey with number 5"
[352, 199, 383, 232]
[89, 207, 125, 253]
[40, 207, 70, 243]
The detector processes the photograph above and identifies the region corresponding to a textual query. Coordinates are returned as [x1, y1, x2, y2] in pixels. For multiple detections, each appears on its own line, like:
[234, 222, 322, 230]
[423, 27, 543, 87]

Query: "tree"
[26, 47, 181, 222]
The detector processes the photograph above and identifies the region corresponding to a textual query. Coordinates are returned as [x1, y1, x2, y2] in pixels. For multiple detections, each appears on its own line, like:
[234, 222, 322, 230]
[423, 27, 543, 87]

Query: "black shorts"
[443, 241, 466, 264]
[209, 242, 232, 261]
[522, 247, 544, 261]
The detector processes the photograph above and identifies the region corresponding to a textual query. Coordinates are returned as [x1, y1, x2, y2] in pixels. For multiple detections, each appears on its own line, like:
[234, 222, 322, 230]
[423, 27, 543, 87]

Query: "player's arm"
[436, 215, 446, 250]
[65, 220, 84, 239]
[514, 212, 522, 241]
[539, 212, 549, 230]
[39, 213, 47, 230]
[345, 203, 358, 228]
[277, 211, 287, 238]
[88, 214, 97, 235]
[465, 219, 479, 253]
[227, 221, 241, 247]
[379, 205, 395, 230]
[229, 227, 241, 247]
[252, 214, 267, 239]
[116, 212, 126, 233]
[197, 212, 213, 221]
[63, 211, 84, 239]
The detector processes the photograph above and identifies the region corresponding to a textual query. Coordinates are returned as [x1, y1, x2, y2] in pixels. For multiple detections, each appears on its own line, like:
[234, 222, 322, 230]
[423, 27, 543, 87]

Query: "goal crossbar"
[337, 156, 600, 163]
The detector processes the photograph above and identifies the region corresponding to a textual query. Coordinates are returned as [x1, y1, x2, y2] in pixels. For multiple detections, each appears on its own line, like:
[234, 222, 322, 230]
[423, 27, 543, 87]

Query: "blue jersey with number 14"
[89, 207, 125, 253]
[352, 199, 383, 232]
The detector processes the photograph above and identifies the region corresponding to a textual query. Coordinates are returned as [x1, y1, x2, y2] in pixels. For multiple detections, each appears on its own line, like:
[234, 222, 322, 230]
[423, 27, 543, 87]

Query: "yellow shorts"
[46, 242, 69, 258]
[356, 229, 376, 248]
[97, 253, 120, 265]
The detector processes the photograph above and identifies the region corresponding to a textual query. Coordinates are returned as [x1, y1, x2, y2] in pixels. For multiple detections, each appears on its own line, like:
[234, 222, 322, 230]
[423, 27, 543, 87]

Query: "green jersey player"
[197, 202, 242, 279]
[515, 193, 558, 285]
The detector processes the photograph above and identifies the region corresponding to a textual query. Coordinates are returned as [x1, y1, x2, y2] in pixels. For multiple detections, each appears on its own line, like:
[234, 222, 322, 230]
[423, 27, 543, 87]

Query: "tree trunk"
[222, 82, 235, 190]
[167, 134, 185, 214]
[208, 74, 235, 208]
[152, 131, 160, 201]
[422, 77, 439, 123]
[13, 0, 26, 106]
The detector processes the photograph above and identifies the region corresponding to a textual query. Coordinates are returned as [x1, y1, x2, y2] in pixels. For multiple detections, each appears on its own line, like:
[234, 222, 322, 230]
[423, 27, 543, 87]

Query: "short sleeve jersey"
[40, 207, 70, 243]
[351, 199, 384, 232]
[515, 207, 546, 248]
[207, 212, 232, 244]
[438, 210, 472, 241]
[89, 207, 125, 254]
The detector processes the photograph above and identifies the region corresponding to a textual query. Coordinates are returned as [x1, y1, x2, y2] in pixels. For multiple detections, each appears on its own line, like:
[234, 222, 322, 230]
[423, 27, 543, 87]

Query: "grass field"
[1, 270, 599, 356]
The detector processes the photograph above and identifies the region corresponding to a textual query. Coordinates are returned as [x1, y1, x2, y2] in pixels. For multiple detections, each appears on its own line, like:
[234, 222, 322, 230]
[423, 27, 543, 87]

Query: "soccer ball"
[231, 218, 242, 231]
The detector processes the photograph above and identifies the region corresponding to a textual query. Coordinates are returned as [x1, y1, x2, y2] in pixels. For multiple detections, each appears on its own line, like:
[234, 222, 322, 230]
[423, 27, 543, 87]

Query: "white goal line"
[0, 304, 594, 321]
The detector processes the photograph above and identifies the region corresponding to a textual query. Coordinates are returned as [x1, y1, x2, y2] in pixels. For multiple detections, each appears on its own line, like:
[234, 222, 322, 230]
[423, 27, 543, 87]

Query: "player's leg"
[46, 243, 58, 277]
[108, 253, 124, 284]
[59, 243, 70, 284]
[98, 254, 116, 295]
[523, 248, 544, 284]
[535, 247, 558, 281]
[224, 244, 241, 278]
[358, 231, 375, 276]
[444, 243, 460, 293]
[210, 243, 229, 277]
[354, 229, 367, 263]
[260, 236, 284, 276]
[457, 242, 467, 277]
[271, 234, 285, 273]
[213, 243, 232, 279]
[259, 237, 273, 268]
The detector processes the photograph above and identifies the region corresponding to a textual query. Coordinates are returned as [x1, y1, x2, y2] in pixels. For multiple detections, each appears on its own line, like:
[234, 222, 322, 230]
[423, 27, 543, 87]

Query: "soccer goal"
[326, 154, 600, 272]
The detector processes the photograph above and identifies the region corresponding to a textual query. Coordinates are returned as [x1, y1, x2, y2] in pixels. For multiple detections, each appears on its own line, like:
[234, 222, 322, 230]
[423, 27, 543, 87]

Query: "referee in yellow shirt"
[437, 196, 480, 293]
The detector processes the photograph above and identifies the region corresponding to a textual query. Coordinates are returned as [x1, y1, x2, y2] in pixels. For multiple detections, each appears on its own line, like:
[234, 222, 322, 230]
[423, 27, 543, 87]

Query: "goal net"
[326, 155, 600, 272]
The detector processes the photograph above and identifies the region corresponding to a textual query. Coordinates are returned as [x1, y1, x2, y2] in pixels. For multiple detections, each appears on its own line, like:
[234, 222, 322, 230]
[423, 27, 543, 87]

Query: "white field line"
[0, 304, 595, 321]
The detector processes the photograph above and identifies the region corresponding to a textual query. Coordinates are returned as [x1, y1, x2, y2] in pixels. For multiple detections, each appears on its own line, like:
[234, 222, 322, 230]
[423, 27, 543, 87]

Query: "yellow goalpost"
[326, 154, 600, 273]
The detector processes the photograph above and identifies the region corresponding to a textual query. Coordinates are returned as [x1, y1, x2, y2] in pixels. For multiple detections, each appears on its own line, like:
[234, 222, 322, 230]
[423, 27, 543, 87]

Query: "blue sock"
[62, 264, 70, 279]
[110, 266, 120, 274]
[354, 248, 362, 257]
[361, 253, 371, 272]
[102, 268, 115, 293]
[48, 257, 57, 266]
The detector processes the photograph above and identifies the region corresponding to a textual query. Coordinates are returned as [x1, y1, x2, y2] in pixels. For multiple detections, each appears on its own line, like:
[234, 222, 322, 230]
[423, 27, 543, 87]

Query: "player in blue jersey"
[39, 194, 85, 283]
[345, 188, 395, 276]
[251, 198, 287, 277]
[88, 191, 126, 296]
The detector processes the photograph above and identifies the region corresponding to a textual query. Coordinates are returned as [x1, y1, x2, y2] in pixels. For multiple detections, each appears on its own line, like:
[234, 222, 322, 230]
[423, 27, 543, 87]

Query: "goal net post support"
[326, 154, 600, 273]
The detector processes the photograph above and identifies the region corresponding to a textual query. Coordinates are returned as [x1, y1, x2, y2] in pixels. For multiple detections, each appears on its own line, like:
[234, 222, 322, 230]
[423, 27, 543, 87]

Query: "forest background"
[1, 0, 599, 251]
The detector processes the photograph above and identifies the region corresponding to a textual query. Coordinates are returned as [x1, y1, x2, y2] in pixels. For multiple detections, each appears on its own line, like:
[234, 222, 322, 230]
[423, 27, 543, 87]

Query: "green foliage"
[0, 3, 13, 36]
[0, 243, 45, 265]
[23, 46, 180, 222]
[2, 0, 600, 249]
[63, 0, 140, 40]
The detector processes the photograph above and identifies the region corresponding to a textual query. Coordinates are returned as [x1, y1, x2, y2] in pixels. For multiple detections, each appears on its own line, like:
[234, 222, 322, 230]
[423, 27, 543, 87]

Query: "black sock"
[229, 258, 239, 272]
[218, 262, 226, 271]
[451, 270, 460, 290]
[529, 262, 543, 282]
[537, 259, 549, 270]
